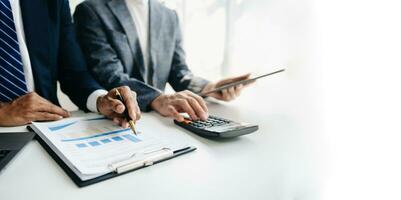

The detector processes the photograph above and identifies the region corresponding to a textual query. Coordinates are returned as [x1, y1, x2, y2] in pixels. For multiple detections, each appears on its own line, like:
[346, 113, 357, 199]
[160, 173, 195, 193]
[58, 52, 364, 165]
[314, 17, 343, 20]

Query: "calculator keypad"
[186, 116, 232, 129]
[175, 115, 258, 137]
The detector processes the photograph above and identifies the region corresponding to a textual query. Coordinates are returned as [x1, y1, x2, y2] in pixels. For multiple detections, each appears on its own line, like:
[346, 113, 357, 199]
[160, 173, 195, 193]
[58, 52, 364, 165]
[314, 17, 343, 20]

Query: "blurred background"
[64, 0, 401, 199]
[65, 0, 316, 110]
[70, 0, 313, 79]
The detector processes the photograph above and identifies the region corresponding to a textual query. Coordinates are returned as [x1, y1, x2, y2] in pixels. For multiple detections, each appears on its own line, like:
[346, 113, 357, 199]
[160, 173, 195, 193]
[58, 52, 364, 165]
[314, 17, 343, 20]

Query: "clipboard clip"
[109, 148, 174, 174]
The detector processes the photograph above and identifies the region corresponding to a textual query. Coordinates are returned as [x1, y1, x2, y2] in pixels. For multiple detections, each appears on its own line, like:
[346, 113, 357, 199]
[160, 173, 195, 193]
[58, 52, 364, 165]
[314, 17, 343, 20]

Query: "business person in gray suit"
[74, 0, 252, 122]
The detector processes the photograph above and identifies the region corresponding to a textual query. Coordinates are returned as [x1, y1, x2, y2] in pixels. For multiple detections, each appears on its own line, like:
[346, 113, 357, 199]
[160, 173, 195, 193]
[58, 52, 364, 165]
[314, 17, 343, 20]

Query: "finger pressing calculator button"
[183, 119, 192, 124]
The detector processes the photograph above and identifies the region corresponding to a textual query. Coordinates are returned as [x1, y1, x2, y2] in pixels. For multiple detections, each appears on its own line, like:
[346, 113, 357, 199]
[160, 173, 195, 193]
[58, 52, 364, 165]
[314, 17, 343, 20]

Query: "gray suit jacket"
[74, 0, 210, 111]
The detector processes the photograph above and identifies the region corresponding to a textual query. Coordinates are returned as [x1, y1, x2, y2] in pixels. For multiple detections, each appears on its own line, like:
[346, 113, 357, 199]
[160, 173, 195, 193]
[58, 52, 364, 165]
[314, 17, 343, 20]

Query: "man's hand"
[202, 73, 254, 101]
[97, 86, 141, 128]
[0, 92, 70, 126]
[150, 90, 208, 122]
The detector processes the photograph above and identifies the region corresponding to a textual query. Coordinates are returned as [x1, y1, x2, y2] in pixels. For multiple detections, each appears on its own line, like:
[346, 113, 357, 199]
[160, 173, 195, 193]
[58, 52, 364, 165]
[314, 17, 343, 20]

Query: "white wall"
[315, 0, 401, 200]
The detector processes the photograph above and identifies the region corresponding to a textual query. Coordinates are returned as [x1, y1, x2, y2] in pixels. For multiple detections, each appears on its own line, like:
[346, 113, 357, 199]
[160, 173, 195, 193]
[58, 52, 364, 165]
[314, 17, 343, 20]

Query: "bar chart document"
[31, 114, 191, 181]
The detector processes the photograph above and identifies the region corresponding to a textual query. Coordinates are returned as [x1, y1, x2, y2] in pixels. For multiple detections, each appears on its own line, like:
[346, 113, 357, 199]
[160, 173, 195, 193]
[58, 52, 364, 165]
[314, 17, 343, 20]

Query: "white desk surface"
[0, 77, 323, 200]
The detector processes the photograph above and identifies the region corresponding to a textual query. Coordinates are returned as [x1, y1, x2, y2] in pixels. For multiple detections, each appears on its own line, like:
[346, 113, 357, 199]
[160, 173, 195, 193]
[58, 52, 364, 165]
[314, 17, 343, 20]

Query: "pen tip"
[128, 121, 137, 135]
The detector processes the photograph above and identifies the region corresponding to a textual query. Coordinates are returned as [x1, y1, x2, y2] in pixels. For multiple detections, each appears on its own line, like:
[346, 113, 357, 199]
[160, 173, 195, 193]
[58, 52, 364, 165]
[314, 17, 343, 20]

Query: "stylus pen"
[115, 89, 137, 135]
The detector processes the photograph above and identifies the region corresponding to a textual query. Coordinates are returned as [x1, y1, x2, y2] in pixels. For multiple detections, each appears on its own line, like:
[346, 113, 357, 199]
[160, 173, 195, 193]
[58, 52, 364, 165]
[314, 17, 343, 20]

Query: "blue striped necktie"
[0, 0, 27, 102]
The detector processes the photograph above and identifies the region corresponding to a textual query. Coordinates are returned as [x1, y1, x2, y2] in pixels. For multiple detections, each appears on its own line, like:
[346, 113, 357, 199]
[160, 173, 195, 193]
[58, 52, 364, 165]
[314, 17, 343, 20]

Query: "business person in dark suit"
[0, 0, 140, 127]
[74, 0, 252, 122]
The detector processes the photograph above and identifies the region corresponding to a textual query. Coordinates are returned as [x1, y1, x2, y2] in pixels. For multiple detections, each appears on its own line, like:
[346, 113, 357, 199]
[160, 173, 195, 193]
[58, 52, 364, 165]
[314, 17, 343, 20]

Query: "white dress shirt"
[125, 0, 150, 72]
[9, 0, 107, 112]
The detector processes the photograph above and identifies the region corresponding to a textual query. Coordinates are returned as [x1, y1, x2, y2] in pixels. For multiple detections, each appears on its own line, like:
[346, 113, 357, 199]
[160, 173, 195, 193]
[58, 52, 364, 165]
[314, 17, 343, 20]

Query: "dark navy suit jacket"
[20, 0, 102, 110]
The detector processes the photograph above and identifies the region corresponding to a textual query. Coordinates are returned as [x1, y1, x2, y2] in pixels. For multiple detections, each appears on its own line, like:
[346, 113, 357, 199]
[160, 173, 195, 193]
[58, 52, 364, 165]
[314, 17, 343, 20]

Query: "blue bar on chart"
[101, 139, 112, 144]
[123, 134, 141, 143]
[73, 133, 141, 149]
[112, 136, 123, 141]
[89, 141, 101, 147]
[76, 143, 88, 148]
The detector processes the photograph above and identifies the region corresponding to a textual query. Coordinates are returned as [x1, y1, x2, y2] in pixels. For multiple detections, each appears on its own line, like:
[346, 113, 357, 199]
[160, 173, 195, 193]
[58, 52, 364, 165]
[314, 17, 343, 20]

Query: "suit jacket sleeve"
[168, 11, 210, 94]
[57, 0, 103, 111]
[74, 2, 162, 112]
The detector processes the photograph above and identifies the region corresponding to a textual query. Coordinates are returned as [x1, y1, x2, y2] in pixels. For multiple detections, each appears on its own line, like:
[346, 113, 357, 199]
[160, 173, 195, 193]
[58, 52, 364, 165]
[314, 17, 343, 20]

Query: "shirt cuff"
[187, 76, 210, 94]
[86, 89, 108, 113]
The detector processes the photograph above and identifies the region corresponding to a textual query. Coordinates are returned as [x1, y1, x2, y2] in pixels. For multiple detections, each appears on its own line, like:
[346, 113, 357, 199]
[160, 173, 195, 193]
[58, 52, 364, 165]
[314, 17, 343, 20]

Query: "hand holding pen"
[96, 86, 141, 133]
[115, 89, 138, 134]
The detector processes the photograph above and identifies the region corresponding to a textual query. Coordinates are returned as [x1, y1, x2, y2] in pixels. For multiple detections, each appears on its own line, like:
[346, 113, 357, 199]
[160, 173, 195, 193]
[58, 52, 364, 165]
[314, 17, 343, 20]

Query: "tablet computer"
[200, 69, 285, 96]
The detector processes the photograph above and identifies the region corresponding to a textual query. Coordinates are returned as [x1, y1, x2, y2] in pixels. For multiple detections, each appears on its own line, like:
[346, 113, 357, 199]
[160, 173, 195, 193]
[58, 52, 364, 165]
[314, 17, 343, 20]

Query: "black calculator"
[174, 115, 258, 138]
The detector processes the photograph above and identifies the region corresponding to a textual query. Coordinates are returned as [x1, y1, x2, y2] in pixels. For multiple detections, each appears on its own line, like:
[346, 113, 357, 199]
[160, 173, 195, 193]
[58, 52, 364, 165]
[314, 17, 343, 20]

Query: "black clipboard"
[29, 126, 196, 187]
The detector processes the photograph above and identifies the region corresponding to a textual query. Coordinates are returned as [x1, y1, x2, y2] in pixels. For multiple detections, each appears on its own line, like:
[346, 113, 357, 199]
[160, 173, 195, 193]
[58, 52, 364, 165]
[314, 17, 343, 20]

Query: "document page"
[31, 115, 186, 181]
